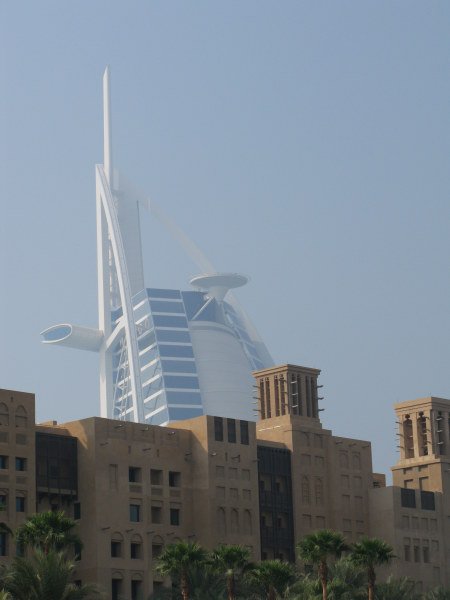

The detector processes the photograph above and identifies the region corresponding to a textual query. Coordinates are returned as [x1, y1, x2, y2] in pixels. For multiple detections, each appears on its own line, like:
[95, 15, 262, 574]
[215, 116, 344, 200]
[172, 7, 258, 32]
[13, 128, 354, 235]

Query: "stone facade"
[0, 370, 448, 597]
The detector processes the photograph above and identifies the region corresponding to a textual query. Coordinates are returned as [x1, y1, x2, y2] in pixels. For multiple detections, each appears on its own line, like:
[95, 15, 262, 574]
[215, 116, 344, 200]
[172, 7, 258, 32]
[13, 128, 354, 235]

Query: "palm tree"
[349, 537, 394, 600]
[1, 549, 101, 599]
[297, 530, 349, 600]
[424, 588, 450, 600]
[155, 541, 208, 600]
[248, 559, 296, 600]
[209, 544, 251, 600]
[374, 575, 418, 600]
[15, 510, 81, 555]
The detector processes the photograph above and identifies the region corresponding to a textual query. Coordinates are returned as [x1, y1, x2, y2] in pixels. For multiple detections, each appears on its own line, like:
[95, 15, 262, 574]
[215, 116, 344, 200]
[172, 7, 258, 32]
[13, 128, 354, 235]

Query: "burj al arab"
[41, 68, 273, 425]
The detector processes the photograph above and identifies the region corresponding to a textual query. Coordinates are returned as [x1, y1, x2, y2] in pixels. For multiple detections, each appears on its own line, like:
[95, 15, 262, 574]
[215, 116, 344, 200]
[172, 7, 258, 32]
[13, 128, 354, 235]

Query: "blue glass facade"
[111, 287, 270, 425]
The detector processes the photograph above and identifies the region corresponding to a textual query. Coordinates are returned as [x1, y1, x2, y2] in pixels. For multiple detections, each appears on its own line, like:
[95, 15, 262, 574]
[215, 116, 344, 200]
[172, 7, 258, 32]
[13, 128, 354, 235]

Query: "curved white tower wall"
[189, 320, 255, 421]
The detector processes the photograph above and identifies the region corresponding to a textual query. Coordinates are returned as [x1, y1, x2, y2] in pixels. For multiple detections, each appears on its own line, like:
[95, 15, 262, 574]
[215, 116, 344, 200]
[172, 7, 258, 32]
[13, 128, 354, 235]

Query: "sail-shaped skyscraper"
[41, 68, 273, 425]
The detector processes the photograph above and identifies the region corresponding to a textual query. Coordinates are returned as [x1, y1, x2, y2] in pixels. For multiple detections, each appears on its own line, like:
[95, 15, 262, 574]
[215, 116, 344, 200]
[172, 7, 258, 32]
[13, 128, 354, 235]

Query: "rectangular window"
[0, 494, 6, 510]
[150, 469, 163, 486]
[151, 506, 162, 524]
[112, 579, 122, 600]
[109, 464, 118, 490]
[152, 543, 163, 558]
[16, 497, 25, 512]
[131, 580, 142, 600]
[153, 315, 188, 328]
[169, 471, 181, 487]
[240, 421, 249, 445]
[161, 360, 196, 374]
[0, 533, 7, 557]
[156, 330, 191, 343]
[170, 508, 180, 526]
[404, 545, 410, 561]
[400, 488, 416, 509]
[0, 456, 8, 470]
[163, 375, 199, 389]
[74, 542, 82, 561]
[227, 419, 237, 443]
[150, 300, 184, 314]
[129, 467, 141, 483]
[214, 417, 224, 442]
[420, 491, 435, 511]
[130, 504, 140, 522]
[159, 345, 194, 358]
[73, 502, 81, 520]
[423, 546, 430, 563]
[414, 545, 420, 563]
[131, 542, 142, 559]
[111, 541, 121, 557]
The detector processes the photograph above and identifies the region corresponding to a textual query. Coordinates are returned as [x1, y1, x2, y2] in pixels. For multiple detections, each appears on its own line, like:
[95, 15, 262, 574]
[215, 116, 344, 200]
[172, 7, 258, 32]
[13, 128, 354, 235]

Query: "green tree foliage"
[423, 589, 450, 600]
[297, 530, 349, 600]
[155, 541, 208, 600]
[209, 544, 252, 600]
[374, 575, 419, 600]
[248, 559, 296, 600]
[0, 550, 101, 600]
[15, 511, 81, 555]
[349, 538, 395, 600]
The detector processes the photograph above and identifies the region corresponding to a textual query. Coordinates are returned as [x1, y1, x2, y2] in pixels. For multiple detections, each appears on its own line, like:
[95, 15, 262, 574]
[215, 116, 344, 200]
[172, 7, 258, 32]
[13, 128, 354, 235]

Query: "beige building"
[369, 396, 450, 592]
[0, 367, 449, 597]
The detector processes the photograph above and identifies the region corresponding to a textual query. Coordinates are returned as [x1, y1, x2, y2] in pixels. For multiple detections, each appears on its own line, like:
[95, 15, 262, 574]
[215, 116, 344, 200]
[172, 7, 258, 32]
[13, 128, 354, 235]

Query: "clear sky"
[0, 1, 449, 479]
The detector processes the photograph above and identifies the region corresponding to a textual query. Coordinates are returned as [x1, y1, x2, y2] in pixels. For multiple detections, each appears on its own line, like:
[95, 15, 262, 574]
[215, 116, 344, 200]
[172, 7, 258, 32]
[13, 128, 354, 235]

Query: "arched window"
[111, 532, 123, 558]
[217, 507, 226, 535]
[230, 509, 239, 534]
[0, 404, 9, 427]
[339, 451, 349, 469]
[243, 510, 252, 535]
[15, 406, 27, 428]
[152, 535, 164, 559]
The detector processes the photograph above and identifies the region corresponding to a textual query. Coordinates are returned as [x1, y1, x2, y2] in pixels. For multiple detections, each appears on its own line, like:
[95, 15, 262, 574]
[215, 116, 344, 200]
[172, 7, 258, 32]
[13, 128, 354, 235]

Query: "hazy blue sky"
[1, 1, 449, 479]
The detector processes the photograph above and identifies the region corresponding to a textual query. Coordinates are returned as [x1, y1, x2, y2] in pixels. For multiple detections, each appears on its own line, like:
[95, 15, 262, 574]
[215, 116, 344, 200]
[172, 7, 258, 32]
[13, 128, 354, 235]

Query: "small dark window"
[0, 456, 8, 469]
[420, 491, 435, 511]
[214, 417, 223, 442]
[0, 532, 7, 556]
[111, 541, 121, 557]
[130, 504, 140, 522]
[74, 542, 82, 561]
[152, 543, 163, 558]
[129, 467, 141, 483]
[131, 542, 141, 559]
[16, 542, 24, 557]
[404, 545, 410, 561]
[169, 471, 181, 487]
[15, 497, 25, 512]
[151, 506, 162, 524]
[227, 419, 236, 443]
[240, 421, 249, 445]
[74, 502, 81, 520]
[0, 494, 6, 509]
[112, 579, 122, 600]
[170, 508, 180, 526]
[400, 488, 416, 509]
[131, 580, 142, 600]
[15, 457, 26, 472]
[150, 469, 163, 485]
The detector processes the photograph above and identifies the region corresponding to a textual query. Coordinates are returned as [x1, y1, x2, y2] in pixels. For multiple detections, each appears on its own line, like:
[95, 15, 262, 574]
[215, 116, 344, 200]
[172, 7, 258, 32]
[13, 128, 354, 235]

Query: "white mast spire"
[103, 66, 113, 185]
